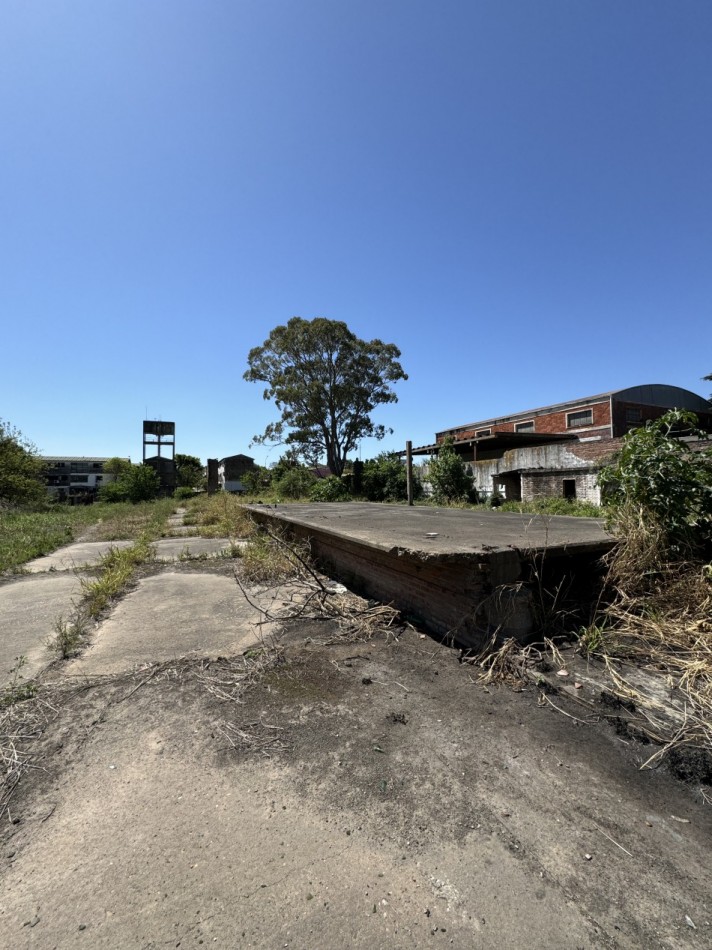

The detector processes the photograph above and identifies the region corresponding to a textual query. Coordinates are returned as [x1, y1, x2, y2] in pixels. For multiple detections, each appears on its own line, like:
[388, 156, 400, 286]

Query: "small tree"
[428, 440, 473, 504]
[98, 463, 160, 504]
[0, 420, 46, 506]
[244, 317, 407, 475]
[103, 457, 133, 480]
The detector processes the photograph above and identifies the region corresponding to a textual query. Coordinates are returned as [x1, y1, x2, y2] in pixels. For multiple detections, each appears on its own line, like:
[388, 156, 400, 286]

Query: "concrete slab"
[0, 574, 84, 685]
[152, 537, 240, 561]
[24, 540, 134, 573]
[67, 572, 285, 676]
[248, 502, 613, 557]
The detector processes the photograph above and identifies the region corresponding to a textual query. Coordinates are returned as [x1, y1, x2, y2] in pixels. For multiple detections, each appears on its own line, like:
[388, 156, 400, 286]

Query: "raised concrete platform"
[248, 503, 615, 648]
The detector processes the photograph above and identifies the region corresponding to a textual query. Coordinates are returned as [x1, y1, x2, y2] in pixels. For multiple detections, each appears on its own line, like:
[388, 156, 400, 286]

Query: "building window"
[563, 479, 577, 499]
[476, 428, 491, 437]
[515, 420, 535, 433]
[625, 408, 642, 425]
[566, 409, 593, 428]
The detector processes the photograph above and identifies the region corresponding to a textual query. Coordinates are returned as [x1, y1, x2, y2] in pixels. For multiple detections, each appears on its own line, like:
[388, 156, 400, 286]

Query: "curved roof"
[612, 384, 711, 411]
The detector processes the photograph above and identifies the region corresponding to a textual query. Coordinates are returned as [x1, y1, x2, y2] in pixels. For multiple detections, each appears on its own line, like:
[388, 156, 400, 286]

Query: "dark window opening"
[567, 409, 593, 428]
[563, 479, 577, 500]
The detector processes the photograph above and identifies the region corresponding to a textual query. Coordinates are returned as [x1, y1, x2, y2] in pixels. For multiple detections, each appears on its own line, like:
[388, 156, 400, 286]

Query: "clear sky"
[2, 1, 711, 466]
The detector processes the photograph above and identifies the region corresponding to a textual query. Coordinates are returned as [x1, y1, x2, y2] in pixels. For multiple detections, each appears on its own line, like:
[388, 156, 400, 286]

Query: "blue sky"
[2, 1, 711, 465]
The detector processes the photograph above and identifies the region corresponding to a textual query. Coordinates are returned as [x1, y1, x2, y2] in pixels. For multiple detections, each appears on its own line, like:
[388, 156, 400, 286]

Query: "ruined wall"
[471, 442, 602, 500]
[522, 470, 601, 505]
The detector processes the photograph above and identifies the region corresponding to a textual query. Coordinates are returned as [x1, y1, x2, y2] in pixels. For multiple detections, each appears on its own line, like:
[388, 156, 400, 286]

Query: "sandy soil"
[1, 574, 711, 950]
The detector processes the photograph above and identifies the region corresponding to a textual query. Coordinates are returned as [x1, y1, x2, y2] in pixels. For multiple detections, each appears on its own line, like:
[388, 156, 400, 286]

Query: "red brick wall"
[441, 399, 612, 442]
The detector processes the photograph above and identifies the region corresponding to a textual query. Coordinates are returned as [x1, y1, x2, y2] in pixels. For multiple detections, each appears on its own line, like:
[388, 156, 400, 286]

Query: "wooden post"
[406, 440, 414, 506]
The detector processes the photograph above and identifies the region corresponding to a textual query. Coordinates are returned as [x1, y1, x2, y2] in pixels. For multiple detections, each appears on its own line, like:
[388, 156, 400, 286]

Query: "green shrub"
[361, 452, 419, 502]
[98, 464, 160, 504]
[98, 481, 129, 503]
[310, 476, 350, 502]
[273, 467, 316, 499]
[427, 440, 473, 504]
[173, 486, 195, 500]
[598, 409, 712, 554]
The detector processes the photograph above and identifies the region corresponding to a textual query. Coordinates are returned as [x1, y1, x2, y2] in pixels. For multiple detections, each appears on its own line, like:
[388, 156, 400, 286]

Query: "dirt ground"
[1, 562, 711, 949]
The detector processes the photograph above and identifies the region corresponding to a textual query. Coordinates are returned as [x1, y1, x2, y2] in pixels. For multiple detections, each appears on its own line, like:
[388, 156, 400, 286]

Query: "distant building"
[218, 454, 256, 493]
[42, 457, 124, 503]
[410, 384, 712, 505]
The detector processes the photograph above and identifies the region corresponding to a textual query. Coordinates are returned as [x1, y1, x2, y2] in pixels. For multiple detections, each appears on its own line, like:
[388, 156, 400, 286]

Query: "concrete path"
[0, 574, 85, 683]
[66, 571, 280, 676]
[153, 537, 240, 560]
[1, 506, 237, 687]
[24, 541, 134, 573]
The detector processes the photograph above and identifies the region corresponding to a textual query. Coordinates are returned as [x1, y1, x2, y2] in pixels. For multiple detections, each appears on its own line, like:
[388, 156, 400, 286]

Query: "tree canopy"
[244, 317, 407, 476]
[0, 419, 46, 506]
[175, 453, 204, 489]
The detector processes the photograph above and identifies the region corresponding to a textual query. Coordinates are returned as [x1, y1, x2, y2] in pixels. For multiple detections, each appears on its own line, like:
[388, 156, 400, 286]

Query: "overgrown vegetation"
[0, 420, 46, 507]
[183, 493, 257, 539]
[577, 410, 712, 762]
[309, 476, 350, 502]
[361, 452, 420, 502]
[498, 497, 602, 518]
[427, 439, 474, 504]
[98, 461, 161, 503]
[599, 409, 711, 556]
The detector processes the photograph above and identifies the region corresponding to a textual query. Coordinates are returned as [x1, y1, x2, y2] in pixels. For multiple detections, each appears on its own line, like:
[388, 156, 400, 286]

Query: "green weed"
[0, 656, 37, 708]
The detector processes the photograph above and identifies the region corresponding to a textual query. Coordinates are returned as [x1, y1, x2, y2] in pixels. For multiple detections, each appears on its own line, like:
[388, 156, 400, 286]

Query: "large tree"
[244, 317, 407, 476]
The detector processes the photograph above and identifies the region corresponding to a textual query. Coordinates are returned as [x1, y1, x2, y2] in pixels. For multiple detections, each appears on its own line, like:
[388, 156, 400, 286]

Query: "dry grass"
[571, 504, 712, 767]
[0, 649, 285, 820]
[184, 494, 257, 539]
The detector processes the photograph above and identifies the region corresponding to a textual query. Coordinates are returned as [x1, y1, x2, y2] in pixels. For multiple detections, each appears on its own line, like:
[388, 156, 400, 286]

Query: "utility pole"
[406, 440, 414, 506]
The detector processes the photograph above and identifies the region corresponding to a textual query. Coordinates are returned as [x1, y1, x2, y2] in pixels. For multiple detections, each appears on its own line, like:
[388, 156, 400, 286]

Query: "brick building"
[412, 384, 712, 505]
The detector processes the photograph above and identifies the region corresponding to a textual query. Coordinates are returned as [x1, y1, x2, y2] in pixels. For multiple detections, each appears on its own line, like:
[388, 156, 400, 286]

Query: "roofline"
[437, 383, 711, 438]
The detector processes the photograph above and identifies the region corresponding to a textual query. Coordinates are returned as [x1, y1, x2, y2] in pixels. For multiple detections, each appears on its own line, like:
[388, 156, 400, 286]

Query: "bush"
[98, 481, 129, 503]
[361, 452, 419, 502]
[310, 476, 350, 502]
[273, 467, 316, 499]
[598, 409, 712, 555]
[97, 464, 161, 504]
[173, 486, 195, 500]
[427, 440, 473, 504]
